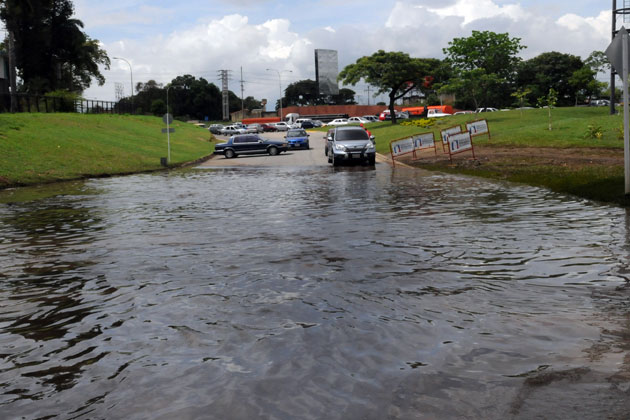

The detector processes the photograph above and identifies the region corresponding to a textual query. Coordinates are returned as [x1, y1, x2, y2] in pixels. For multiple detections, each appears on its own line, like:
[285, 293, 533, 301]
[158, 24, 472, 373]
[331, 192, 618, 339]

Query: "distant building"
[315, 49, 339, 96]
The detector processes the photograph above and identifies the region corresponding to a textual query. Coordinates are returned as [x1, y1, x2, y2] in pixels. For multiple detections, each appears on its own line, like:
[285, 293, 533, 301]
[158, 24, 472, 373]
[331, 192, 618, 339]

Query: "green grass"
[0, 113, 215, 187]
[361, 107, 623, 155]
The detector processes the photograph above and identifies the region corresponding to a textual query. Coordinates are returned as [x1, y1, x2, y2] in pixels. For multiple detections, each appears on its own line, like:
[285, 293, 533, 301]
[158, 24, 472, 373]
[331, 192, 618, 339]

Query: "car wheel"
[225, 149, 236, 159]
[332, 154, 340, 167]
[324, 146, 328, 156]
[268, 146, 279, 156]
[304, 141, 309, 150]
[368, 155, 375, 166]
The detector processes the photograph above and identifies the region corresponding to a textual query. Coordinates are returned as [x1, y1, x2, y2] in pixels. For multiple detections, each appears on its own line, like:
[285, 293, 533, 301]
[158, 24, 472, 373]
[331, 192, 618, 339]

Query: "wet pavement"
[0, 158, 629, 419]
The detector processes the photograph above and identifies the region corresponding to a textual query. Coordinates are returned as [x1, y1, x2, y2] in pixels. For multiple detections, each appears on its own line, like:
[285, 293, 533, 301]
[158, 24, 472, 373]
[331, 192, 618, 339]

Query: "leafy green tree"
[569, 66, 604, 105]
[150, 99, 166, 116]
[517, 52, 583, 106]
[0, 0, 109, 93]
[442, 30, 525, 108]
[243, 96, 262, 111]
[511, 87, 532, 116]
[331, 88, 356, 105]
[338, 50, 441, 123]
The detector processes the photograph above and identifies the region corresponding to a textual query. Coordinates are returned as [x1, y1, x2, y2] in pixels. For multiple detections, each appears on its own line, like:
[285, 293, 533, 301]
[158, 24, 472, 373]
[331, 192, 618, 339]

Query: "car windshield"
[287, 129, 307, 137]
[335, 129, 369, 141]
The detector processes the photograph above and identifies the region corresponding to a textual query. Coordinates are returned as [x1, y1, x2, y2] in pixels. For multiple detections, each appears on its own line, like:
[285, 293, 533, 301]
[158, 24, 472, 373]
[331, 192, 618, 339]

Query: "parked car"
[348, 116, 371, 124]
[213, 134, 288, 158]
[208, 124, 224, 134]
[590, 99, 610, 107]
[299, 120, 315, 129]
[378, 110, 408, 120]
[261, 123, 278, 132]
[285, 129, 310, 149]
[453, 111, 474, 115]
[324, 128, 335, 156]
[311, 120, 324, 127]
[220, 125, 248, 135]
[273, 122, 290, 131]
[194, 123, 207, 128]
[326, 118, 349, 126]
[475, 107, 498, 113]
[362, 115, 379, 122]
[327, 126, 376, 166]
[247, 123, 264, 133]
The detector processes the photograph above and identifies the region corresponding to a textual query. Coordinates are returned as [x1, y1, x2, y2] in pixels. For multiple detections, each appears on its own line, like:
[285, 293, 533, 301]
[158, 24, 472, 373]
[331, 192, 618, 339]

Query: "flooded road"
[1, 162, 629, 419]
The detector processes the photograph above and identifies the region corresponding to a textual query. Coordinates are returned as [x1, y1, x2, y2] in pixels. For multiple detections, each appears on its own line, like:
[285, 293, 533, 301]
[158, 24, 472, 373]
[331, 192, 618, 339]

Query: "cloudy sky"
[74, 0, 612, 107]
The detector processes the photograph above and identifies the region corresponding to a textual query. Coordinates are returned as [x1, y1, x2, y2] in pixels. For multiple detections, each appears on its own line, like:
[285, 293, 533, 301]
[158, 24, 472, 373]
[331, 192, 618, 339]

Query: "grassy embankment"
[0, 113, 215, 188]
[356, 107, 628, 206]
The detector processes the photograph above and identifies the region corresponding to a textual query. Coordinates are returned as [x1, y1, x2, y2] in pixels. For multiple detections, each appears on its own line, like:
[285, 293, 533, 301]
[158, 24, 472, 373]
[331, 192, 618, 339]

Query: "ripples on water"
[0, 165, 629, 419]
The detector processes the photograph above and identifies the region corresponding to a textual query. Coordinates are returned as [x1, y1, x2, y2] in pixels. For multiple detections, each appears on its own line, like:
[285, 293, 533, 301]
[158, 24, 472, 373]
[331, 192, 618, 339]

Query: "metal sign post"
[606, 26, 630, 194]
[162, 112, 174, 165]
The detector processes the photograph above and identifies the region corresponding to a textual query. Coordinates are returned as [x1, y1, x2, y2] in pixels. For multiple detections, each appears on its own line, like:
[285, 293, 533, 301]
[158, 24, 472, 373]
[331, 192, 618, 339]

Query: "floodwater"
[0, 164, 629, 419]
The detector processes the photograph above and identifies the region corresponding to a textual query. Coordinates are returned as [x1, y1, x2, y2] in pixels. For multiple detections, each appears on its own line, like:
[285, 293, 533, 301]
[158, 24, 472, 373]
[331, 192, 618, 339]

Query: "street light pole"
[266, 68, 292, 120]
[113, 56, 133, 114]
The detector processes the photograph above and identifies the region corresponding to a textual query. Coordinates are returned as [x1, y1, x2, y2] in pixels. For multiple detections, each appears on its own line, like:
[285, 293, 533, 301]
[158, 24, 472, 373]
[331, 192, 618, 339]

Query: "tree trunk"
[389, 91, 397, 124]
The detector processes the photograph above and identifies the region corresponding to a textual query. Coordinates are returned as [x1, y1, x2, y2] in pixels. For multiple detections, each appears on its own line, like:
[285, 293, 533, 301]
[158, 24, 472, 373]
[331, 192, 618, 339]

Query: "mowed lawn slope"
[0, 113, 215, 187]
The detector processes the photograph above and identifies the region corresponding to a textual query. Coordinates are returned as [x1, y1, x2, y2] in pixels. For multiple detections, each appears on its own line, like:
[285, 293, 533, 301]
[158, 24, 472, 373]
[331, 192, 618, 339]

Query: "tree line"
[338, 31, 610, 123]
[1, 3, 611, 122]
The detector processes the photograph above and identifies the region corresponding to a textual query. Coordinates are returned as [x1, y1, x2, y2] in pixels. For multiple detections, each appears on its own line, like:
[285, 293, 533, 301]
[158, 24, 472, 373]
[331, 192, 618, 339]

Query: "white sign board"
[448, 131, 473, 154]
[412, 133, 435, 151]
[466, 119, 489, 137]
[441, 126, 462, 145]
[391, 137, 414, 157]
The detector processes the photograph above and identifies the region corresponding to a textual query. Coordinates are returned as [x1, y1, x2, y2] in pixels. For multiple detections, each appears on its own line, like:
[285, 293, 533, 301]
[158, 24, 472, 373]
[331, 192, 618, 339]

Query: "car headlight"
[364, 142, 375, 150]
[334, 144, 346, 151]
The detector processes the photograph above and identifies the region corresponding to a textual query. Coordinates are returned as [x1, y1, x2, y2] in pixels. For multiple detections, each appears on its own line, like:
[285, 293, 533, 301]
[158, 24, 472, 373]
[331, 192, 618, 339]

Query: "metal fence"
[0, 93, 133, 114]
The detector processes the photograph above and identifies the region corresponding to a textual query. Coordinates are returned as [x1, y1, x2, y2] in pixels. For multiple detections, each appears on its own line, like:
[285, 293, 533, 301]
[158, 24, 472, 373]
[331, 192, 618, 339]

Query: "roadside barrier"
[440, 125, 463, 153]
[390, 131, 437, 167]
[446, 131, 476, 162]
[466, 118, 491, 140]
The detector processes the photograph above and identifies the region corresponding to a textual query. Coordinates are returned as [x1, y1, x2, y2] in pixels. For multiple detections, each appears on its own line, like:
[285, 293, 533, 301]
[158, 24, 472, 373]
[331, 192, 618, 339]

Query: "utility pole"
[240, 67, 244, 121]
[219, 70, 230, 121]
[364, 86, 372, 106]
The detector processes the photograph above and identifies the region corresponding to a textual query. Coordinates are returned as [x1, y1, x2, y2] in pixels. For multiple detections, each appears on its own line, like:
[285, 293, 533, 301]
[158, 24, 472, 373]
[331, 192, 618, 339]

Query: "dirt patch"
[396, 145, 624, 170]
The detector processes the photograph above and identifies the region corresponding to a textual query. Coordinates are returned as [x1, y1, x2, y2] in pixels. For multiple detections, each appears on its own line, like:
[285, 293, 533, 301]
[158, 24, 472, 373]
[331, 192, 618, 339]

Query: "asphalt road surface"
[201, 130, 330, 167]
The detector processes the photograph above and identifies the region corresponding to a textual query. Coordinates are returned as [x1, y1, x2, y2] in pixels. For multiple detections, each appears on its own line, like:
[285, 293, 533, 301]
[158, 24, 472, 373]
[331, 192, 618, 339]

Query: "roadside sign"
[440, 125, 462, 153]
[162, 113, 173, 125]
[606, 27, 630, 76]
[447, 131, 476, 162]
[466, 119, 490, 139]
[390, 137, 414, 157]
[606, 26, 630, 194]
[411, 132, 437, 159]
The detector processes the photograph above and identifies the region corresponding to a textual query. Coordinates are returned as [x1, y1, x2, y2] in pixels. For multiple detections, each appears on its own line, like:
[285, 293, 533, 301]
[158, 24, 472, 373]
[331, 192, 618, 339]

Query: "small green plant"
[616, 123, 625, 141]
[584, 124, 603, 140]
[537, 88, 558, 131]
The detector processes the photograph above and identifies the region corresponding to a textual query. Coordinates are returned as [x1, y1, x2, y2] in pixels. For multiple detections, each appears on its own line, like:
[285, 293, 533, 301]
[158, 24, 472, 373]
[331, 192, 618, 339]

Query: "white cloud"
[83, 1, 614, 106]
[556, 10, 610, 40]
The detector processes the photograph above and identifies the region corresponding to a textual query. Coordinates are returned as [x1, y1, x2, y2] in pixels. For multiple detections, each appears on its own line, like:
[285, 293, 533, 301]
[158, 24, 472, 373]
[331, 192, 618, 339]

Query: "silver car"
[327, 126, 376, 166]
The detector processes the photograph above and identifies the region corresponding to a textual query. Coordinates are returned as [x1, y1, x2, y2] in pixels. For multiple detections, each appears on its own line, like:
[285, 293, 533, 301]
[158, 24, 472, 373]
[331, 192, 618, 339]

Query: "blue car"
[285, 129, 310, 149]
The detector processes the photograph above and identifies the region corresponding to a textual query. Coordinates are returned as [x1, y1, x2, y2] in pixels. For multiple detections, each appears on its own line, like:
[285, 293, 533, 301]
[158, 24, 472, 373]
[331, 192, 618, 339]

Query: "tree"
[0, 0, 109, 94]
[338, 50, 441, 124]
[511, 87, 532, 117]
[537, 88, 558, 131]
[331, 88, 356, 105]
[516, 52, 584, 107]
[442, 30, 525, 108]
[283, 79, 321, 106]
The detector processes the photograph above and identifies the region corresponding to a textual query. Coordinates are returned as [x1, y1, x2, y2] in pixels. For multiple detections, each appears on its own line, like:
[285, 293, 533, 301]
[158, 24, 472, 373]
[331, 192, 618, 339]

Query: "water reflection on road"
[0, 164, 629, 419]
